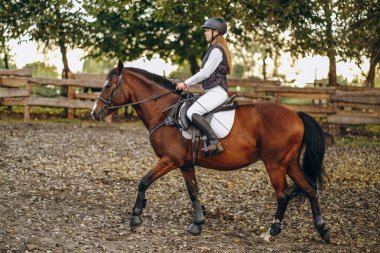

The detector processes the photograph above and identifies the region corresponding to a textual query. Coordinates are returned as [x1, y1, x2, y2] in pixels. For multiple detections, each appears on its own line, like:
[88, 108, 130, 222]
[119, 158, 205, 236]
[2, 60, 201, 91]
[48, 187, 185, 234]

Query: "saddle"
[164, 91, 238, 164]
[179, 93, 238, 131]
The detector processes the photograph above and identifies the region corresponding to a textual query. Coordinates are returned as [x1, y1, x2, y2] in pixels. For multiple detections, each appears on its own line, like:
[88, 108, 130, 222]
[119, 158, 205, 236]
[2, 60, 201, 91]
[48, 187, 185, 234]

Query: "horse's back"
[199, 102, 304, 170]
[234, 102, 304, 157]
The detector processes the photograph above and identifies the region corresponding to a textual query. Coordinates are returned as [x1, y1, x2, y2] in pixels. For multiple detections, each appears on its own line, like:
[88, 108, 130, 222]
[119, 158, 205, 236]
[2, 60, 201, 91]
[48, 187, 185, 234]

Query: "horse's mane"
[106, 67, 176, 91]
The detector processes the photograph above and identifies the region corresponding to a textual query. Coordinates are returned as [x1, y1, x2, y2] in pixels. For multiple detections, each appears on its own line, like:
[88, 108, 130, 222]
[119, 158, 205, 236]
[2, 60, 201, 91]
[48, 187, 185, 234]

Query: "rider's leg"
[192, 113, 224, 153]
[187, 86, 227, 154]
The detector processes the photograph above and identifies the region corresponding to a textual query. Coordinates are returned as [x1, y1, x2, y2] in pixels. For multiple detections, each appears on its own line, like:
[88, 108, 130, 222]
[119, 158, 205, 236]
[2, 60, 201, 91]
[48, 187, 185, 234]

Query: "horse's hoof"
[187, 223, 202, 235]
[269, 222, 282, 236]
[129, 215, 142, 230]
[322, 229, 331, 243]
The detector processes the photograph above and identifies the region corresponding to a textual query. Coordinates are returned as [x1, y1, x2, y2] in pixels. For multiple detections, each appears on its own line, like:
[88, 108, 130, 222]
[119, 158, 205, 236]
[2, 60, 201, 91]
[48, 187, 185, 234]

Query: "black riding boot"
[192, 113, 224, 154]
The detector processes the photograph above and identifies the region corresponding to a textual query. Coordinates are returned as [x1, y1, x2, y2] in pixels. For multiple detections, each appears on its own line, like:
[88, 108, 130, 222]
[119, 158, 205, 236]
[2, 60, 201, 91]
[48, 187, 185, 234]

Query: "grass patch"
[366, 124, 380, 133]
[32, 86, 61, 97]
[336, 135, 379, 148]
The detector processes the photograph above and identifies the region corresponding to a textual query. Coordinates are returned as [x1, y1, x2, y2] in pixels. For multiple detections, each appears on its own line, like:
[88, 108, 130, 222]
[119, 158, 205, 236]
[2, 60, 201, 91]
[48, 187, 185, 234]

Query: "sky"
[9, 38, 368, 87]
[9, 38, 177, 76]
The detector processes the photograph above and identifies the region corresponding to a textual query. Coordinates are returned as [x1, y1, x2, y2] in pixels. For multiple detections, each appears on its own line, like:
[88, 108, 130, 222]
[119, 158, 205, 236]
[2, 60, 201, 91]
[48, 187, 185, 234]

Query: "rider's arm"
[184, 48, 223, 86]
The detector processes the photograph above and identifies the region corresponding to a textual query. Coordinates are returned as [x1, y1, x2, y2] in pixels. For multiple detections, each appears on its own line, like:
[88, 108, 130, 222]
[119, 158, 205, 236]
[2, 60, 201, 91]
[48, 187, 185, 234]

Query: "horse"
[91, 61, 330, 243]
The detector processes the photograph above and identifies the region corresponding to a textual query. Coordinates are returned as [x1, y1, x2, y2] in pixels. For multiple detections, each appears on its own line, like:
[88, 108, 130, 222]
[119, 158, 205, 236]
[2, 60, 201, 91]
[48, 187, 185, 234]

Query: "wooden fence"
[1, 69, 379, 140]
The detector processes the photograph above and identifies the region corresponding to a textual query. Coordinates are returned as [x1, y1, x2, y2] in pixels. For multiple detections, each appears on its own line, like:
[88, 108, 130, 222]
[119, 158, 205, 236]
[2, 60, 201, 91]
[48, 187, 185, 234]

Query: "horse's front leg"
[180, 166, 206, 235]
[130, 156, 176, 230]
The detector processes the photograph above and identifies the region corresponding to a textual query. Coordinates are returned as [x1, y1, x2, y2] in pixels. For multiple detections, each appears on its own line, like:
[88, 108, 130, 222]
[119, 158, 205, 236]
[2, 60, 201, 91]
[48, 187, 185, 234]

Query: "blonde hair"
[212, 35, 232, 75]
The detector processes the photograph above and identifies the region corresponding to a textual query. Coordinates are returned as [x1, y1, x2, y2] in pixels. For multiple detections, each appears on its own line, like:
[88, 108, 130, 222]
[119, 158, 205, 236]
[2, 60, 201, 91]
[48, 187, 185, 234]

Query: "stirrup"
[202, 142, 224, 155]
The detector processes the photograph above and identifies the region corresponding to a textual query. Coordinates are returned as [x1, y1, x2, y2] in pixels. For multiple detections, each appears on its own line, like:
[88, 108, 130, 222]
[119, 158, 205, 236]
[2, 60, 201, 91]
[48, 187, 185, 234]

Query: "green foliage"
[0, 60, 16, 69]
[375, 68, 380, 88]
[1, 1, 379, 85]
[84, 0, 240, 74]
[230, 64, 245, 79]
[168, 62, 192, 79]
[336, 75, 349, 85]
[0, 1, 34, 68]
[27, 0, 90, 78]
[84, 0, 167, 62]
[82, 57, 116, 74]
[28, 0, 89, 51]
[337, 0, 380, 87]
[23, 61, 58, 78]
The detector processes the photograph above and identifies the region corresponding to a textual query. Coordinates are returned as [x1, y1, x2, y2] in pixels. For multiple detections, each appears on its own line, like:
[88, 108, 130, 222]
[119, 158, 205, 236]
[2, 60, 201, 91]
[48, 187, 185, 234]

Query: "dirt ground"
[0, 120, 379, 252]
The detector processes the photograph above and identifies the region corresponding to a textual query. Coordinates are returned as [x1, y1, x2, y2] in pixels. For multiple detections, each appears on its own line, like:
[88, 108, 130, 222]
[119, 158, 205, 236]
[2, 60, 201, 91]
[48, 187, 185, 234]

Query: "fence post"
[68, 85, 75, 120]
[24, 80, 32, 123]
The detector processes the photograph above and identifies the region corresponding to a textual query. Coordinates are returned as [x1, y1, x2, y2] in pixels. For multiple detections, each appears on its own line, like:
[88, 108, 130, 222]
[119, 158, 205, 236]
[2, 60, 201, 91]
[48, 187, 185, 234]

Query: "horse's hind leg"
[129, 156, 176, 230]
[287, 161, 330, 243]
[180, 166, 206, 235]
[261, 165, 291, 241]
[269, 178, 292, 237]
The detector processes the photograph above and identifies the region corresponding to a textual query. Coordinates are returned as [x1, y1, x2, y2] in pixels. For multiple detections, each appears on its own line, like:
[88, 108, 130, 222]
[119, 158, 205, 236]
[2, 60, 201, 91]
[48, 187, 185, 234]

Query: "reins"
[96, 70, 185, 137]
[96, 71, 178, 112]
[98, 89, 177, 110]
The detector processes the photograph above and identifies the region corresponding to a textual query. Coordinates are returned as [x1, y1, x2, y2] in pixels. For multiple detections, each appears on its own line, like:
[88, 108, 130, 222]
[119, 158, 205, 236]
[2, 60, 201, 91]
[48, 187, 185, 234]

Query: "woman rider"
[176, 17, 232, 155]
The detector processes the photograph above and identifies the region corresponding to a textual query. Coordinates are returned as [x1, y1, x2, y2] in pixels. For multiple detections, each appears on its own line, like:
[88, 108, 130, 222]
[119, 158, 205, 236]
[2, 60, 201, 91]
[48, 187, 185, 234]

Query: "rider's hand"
[176, 82, 188, 90]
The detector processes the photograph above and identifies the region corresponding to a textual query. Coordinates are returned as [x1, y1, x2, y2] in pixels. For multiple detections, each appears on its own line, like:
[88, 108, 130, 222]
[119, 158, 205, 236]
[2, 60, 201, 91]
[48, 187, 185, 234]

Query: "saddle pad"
[180, 104, 236, 139]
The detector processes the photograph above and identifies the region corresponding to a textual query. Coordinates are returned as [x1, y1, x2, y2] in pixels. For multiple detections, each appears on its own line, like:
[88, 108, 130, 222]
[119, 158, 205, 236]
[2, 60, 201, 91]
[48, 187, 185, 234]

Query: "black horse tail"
[292, 112, 326, 199]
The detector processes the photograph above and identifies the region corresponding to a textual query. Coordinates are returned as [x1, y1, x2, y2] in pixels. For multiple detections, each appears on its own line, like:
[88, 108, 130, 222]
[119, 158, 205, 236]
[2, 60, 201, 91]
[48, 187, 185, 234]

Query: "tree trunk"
[59, 39, 69, 117]
[366, 47, 380, 87]
[327, 49, 337, 86]
[59, 41, 70, 79]
[3, 52, 9, 69]
[189, 56, 200, 75]
[367, 62, 376, 88]
[1, 40, 9, 69]
[262, 50, 267, 80]
[323, 0, 337, 86]
[272, 51, 279, 78]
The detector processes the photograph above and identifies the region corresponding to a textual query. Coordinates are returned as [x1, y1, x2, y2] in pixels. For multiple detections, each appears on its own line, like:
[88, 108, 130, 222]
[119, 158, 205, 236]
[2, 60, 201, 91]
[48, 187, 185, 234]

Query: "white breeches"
[187, 85, 228, 120]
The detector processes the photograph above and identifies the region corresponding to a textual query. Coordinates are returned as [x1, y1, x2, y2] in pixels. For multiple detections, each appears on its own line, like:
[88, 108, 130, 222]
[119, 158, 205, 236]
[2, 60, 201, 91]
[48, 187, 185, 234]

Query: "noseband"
[96, 72, 126, 112]
[96, 70, 177, 112]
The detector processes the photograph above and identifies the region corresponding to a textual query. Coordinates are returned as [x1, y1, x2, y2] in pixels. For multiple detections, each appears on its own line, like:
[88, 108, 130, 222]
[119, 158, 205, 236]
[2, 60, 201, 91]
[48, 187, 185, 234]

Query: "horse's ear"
[117, 60, 124, 74]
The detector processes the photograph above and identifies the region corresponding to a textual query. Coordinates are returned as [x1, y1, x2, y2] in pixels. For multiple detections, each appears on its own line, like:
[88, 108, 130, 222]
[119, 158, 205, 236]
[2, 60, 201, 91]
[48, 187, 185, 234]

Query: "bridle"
[96, 70, 177, 113]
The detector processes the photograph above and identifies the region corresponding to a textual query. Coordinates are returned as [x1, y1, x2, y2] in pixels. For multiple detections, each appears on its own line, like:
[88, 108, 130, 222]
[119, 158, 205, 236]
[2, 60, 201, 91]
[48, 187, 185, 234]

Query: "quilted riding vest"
[201, 44, 228, 92]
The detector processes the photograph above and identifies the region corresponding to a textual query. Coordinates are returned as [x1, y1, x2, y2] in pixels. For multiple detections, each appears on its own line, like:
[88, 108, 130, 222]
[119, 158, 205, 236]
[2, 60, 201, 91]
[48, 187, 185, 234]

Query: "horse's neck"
[127, 73, 177, 131]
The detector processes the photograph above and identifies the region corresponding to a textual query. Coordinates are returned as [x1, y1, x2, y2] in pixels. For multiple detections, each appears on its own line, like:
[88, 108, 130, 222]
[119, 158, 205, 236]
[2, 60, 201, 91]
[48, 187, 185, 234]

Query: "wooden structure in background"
[24, 76, 104, 121]
[68, 73, 111, 122]
[0, 69, 32, 119]
[0, 69, 379, 142]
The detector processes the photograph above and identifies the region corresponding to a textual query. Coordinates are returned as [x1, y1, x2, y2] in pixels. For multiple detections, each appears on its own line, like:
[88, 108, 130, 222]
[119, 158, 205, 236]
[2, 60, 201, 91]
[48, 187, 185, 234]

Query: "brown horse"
[91, 61, 330, 243]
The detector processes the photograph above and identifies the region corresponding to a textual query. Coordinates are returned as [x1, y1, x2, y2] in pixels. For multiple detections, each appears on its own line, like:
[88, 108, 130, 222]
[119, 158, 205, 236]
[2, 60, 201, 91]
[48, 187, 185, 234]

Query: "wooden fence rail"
[1, 69, 379, 141]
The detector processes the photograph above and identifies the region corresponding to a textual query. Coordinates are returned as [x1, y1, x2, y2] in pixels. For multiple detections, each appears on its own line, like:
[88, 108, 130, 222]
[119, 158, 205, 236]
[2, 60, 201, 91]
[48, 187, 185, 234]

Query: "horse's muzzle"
[91, 109, 104, 121]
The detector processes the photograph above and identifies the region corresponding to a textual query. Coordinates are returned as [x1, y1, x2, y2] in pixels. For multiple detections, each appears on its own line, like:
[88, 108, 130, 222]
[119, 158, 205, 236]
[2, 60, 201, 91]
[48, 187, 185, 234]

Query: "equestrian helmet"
[202, 17, 227, 35]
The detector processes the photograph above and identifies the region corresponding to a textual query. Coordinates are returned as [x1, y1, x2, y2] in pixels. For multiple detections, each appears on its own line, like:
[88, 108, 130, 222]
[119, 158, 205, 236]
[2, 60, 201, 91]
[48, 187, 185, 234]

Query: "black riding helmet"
[202, 17, 227, 35]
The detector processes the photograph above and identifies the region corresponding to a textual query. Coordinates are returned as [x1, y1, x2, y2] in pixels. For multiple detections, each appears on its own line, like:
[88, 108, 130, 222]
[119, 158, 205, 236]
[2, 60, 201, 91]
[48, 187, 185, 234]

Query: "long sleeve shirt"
[184, 48, 223, 86]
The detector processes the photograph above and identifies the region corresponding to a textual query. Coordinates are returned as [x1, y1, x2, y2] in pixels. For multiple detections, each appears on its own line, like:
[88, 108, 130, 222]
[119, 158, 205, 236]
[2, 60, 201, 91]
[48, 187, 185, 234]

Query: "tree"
[84, 0, 243, 74]
[0, 1, 33, 69]
[338, 0, 380, 87]
[235, 0, 340, 86]
[168, 62, 192, 79]
[28, 0, 89, 79]
[23, 61, 59, 78]
[153, 0, 251, 74]
[82, 57, 116, 74]
[0, 60, 16, 69]
[84, 0, 178, 72]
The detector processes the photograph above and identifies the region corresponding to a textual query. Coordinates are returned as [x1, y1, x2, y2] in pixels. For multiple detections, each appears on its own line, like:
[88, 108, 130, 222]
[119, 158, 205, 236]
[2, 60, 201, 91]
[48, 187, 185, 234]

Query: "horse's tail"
[293, 111, 326, 199]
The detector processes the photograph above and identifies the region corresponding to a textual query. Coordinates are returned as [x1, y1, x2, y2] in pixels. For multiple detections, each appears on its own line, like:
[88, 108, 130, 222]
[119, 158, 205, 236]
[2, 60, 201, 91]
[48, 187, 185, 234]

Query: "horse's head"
[91, 60, 130, 121]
